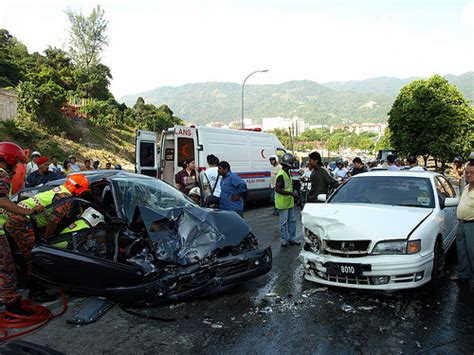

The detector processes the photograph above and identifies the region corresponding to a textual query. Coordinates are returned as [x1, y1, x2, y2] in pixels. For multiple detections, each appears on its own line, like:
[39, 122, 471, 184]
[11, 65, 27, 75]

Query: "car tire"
[430, 239, 443, 292]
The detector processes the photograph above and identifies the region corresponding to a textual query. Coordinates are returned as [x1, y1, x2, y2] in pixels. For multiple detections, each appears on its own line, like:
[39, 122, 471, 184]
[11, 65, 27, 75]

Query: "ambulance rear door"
[135, 130, 158, 177]
[174, 126, 198, 179]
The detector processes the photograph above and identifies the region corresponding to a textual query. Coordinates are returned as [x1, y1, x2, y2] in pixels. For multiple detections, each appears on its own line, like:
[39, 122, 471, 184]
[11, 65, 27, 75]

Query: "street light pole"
[241, 69, 269, 129]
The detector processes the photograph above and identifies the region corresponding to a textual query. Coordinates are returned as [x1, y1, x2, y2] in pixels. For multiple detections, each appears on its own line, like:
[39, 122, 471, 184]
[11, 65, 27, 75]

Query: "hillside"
[121, 72, 473, 125]
[323, 72, 474, 99]
[0, 118, 137, 170]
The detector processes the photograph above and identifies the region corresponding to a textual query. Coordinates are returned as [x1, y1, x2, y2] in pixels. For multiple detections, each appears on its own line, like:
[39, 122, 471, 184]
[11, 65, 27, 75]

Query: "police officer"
[0, 142, 44, 316]
[275, 153, 299, 247]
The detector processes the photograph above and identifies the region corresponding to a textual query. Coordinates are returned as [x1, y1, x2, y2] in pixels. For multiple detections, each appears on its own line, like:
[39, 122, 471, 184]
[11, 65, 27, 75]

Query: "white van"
[135, 126, 286, 202]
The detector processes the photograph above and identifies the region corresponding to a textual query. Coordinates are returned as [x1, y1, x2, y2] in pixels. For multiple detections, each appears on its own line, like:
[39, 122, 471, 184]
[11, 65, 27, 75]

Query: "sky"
[1, 0, 473, 98]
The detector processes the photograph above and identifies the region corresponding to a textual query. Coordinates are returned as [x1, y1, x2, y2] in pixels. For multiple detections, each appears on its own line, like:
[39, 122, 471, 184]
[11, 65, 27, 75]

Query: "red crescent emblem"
[260, 149, 266, 159]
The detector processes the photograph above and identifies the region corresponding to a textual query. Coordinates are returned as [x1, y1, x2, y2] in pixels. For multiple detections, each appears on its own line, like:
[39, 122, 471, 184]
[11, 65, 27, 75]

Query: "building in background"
[262, 116, 306, 136]
[0, 88, 18, 121]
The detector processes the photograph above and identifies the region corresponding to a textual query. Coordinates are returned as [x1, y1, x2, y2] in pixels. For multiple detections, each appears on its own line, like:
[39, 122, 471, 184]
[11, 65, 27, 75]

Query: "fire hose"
[0, 290, 68, 342]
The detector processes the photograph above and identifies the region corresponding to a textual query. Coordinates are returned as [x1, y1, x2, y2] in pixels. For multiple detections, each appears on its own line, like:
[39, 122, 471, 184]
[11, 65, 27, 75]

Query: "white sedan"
[300, 170, 459, 290]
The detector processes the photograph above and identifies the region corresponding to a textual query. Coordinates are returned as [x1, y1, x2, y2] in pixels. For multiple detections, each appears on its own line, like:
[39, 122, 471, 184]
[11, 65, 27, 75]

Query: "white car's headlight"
[372, 240, 421, 255]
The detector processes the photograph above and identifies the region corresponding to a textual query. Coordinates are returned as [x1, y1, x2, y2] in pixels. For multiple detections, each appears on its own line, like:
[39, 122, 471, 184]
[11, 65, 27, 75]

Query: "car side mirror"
[317, 194, 327, 202]
[444, 197, 459, 208]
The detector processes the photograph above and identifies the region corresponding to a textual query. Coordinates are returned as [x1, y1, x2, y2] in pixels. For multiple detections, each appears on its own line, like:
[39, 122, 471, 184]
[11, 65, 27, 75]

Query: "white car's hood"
[302, 203, 433, 242]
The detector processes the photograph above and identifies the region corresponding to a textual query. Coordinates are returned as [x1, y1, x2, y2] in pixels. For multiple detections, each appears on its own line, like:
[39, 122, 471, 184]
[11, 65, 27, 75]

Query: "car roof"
[351, 170, 439, 179]
[46, 170, 156, 186]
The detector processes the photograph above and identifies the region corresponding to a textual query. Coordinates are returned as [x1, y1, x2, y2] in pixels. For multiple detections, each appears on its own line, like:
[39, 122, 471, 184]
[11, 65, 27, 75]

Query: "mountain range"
[120, 72, 473, 126]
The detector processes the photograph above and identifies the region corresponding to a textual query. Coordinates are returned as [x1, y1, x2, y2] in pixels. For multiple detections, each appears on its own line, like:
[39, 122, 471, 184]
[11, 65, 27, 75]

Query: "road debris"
[341, 304, 357, 313]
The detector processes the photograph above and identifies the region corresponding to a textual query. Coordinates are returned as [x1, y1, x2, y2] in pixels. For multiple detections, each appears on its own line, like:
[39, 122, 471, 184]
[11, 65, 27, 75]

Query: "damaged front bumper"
[107, 247, 272, 306]
[300, 250, 433, 291]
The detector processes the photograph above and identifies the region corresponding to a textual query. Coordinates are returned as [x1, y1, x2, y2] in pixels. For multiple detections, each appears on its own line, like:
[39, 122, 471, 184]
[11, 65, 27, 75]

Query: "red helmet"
[0, 142, 27, 165]
[64, 174, 90, 195]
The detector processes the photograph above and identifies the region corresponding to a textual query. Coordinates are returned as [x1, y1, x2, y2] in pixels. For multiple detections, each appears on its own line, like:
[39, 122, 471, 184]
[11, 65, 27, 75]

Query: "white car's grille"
[323, 240, 371, 257]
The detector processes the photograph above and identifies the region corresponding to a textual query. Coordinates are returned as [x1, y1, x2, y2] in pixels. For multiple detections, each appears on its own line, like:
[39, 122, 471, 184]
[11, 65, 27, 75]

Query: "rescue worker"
[4, 174, 89, 303]
[0, 142, 44, 316]
[188, 187, 201, 205]
[55, 207, 105, 249]
[275, 153, 299, 247]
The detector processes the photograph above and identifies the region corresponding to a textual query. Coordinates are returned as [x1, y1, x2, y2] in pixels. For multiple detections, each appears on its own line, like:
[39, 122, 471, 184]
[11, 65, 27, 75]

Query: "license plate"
[324, 262, 364, 276]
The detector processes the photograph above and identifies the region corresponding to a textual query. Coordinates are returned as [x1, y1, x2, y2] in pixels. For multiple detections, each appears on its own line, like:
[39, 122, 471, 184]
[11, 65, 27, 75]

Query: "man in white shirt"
[204, 154, 221, 198]
[333, 160, 348, 178]
[25, 151, 41, 175]
[454, 162, 474, 288]
[48, 156, 64, 173]
[387, 155, 400, 171]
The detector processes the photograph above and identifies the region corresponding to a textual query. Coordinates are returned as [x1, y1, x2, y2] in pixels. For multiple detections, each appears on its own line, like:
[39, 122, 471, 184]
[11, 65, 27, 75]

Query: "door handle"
[36, 255, 55, 265]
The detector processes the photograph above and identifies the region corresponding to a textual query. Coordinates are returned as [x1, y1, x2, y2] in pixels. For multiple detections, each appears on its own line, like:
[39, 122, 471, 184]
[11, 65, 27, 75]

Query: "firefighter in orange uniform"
[0, 142, 44, 316]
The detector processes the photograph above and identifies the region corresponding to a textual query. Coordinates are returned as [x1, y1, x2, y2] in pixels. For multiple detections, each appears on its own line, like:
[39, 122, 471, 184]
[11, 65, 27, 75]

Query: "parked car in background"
[300, 170, 459, 291]
[10, 171, 272, 306]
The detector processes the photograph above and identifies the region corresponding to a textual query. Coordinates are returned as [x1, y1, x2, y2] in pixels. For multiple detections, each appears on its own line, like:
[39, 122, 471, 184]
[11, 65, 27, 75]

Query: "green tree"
[0, 29, 28, 87]
[66, 5, 108, 71]
[388, 75, 473, 166]
[74, 63, 112, 99]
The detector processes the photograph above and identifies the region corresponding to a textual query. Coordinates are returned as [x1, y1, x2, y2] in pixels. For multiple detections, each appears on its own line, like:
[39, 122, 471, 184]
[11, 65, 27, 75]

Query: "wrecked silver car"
[10, 171, 272, 306]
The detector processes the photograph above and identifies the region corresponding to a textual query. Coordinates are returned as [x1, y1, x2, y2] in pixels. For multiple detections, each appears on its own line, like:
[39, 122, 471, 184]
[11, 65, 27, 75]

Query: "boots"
[5, 299, 35, 317]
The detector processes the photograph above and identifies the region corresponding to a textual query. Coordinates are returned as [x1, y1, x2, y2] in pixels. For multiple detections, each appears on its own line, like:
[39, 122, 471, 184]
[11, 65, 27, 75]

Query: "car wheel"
[430, 239, 443, 291]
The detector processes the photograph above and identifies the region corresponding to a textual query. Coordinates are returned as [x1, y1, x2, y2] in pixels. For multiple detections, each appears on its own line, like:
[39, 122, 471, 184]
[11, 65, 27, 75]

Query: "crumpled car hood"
[137, 205, 250, 265]
[302, 203, 432, 241]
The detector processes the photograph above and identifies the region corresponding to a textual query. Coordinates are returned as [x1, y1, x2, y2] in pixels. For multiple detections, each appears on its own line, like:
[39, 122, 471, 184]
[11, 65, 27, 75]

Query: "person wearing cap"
[0, 142, 44, 316]
[5, 174, 90, 301]
[25, 151, 41, 175]
[26, 156, 64, 187]
[269, 155, 281, 216]
[188, 187, 201, 205]
[69, 155, 81, 172]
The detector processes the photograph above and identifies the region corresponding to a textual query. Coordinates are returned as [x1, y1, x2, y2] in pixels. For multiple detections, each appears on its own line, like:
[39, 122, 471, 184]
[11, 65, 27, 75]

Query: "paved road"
[22, 205, 474, 354]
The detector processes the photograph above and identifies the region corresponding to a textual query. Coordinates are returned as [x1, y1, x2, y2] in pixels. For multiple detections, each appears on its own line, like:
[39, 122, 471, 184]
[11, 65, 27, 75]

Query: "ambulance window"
[177, 138, 195, 165]
[139, 142, 155, 167]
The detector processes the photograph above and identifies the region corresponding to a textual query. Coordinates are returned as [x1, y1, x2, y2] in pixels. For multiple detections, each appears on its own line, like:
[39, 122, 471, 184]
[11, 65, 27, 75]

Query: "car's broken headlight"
[304, 228, 321, 253]
[371, 240, 421, 255]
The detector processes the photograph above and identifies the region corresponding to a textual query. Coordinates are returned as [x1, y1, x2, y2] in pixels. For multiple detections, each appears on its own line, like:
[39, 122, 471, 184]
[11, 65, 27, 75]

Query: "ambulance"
[135, 126, 286, 202]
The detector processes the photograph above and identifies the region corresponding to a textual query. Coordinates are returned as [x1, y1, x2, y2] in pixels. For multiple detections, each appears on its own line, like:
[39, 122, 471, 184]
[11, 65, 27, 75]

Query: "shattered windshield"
[329, 176, 435, 208]
[113, 176, 194, 221]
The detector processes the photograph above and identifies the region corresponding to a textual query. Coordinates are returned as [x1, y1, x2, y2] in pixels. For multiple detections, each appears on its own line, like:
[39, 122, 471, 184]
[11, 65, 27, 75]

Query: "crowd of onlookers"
[24, 151, 123, 187]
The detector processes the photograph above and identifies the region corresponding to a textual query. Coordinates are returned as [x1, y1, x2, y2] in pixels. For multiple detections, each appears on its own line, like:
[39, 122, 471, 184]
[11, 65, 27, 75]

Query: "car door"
[433, 177, 455, 252]
[31, 198, 143, 294]
[436, 176, 459, 249]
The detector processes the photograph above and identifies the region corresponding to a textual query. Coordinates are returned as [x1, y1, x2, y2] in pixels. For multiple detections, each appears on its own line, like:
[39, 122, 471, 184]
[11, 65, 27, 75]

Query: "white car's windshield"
[113, 176, 194, 221]
[329, 176, 435, 208]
